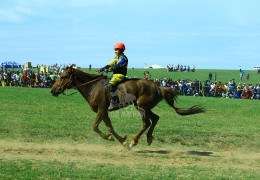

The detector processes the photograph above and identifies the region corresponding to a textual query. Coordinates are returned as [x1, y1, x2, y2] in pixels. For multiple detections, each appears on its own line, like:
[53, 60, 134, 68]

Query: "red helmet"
[114, 42, 125, 50]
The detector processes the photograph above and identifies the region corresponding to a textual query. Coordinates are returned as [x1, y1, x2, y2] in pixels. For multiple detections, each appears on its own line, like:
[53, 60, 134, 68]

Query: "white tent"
[144, 64, 165, 69]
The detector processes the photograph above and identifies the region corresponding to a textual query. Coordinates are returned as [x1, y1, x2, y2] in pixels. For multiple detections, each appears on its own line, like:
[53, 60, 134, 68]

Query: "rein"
[63, 75, 105, 96]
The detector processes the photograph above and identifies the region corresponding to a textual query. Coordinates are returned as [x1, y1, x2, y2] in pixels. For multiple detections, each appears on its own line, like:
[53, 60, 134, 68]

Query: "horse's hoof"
[130, 140, 137, 148]
[122, 141, 131, 150]
[147, 139, 153, 146]
[147, 136, 154, 146]
[129, 143, 136, 148]
[107, 134, 114, 141]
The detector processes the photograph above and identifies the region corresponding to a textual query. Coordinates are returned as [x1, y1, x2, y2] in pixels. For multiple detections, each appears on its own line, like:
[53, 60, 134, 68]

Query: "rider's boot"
[108, 94, 118, 111]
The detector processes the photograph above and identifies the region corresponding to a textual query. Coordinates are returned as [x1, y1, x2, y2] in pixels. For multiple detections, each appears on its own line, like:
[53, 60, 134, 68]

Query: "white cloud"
[0, 9, 23, 23]
[0, 1, 39, 23]
[0, 0, 116, 23]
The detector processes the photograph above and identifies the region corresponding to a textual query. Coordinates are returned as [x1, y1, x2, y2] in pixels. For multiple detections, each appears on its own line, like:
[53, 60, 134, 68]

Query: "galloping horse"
[51, 66, 204, 148]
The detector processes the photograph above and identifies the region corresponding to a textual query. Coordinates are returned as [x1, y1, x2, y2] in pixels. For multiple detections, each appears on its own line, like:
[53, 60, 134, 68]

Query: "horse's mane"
[73, 68, 107, 80]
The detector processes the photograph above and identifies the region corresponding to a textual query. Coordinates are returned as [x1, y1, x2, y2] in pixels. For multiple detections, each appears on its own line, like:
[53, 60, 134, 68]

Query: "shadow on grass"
[136, 150, 171, 154]
[187, 151, 213, 156]
[136, 150, 213, 157]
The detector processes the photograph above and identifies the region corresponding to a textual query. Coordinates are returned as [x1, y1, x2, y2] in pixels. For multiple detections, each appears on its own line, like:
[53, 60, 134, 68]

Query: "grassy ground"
[0, 69, 260, 179]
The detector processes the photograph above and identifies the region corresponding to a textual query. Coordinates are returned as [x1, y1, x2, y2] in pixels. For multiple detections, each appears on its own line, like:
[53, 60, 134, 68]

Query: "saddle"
[113, 77, 140, 90]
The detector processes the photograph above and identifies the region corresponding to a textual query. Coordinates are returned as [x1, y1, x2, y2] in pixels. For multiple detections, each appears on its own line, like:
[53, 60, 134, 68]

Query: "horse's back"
[119, 79, 161, 96]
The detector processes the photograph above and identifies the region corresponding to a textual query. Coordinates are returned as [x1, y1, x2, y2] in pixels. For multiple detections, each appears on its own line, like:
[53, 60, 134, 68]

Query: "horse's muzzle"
[51, 88, 64, 96]
[51, 90, 59, 96]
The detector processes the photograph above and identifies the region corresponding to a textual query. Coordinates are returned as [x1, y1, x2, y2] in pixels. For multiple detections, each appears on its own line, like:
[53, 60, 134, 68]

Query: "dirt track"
[1, 139, 259, 170]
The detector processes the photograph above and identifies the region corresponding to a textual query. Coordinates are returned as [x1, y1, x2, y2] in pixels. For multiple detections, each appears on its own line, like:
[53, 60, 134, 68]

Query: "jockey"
[96, 42, 128, 110]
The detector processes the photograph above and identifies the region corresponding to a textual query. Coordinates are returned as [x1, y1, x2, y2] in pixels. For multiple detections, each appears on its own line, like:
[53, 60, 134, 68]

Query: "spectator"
[233, 90, 240, 99]
[144, 71, 150, 80]
[30, 71, 36, 87]
[209, 82, 215, 97]
[0, 71, 3, 86]
[191, 65, 195, 72]
[209, 72, 212, 81]
[240, 71, 244, 80]
[7, 70, 12, 86]
[162, 79, 167, 87]
[19, 71, 23, 86]
[12, 72, 19, 87]
[203, 80, 210, 97]
[247, 73, 250, 81]
[237, 83, 242, 97]
[22, 72, 27, 87]
[181, 81, 187, 95]
[2, 70, 7, 86]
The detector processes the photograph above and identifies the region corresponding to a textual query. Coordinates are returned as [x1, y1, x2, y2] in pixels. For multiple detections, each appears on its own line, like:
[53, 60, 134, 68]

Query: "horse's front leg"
[93, 111, 114, 141]
[103, 115, 128, 147]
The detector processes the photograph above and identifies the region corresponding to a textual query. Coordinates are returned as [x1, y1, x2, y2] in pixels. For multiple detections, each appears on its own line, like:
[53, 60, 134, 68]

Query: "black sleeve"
[103, 65, 111, 69]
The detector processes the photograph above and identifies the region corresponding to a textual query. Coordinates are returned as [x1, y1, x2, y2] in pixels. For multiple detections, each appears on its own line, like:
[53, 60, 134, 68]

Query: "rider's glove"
[96, 67, 104, 73]
[96, 65, 111, 73]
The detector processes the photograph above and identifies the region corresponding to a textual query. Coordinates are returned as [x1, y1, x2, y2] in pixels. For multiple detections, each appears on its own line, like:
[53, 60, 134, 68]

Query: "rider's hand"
[96, 69, 101, 73]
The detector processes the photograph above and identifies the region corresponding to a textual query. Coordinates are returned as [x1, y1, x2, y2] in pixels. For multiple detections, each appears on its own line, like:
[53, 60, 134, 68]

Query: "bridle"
[53, 74, 74, 95]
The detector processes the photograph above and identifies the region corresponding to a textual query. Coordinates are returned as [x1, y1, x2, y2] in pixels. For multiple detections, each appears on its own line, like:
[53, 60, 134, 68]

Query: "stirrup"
[105, 84, 116, 92]
[108, 102, 118, 111]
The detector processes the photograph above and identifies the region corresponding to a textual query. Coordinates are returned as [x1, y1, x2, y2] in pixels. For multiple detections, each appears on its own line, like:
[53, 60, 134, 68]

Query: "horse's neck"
[73, 70, 106, 101]
[76, 85, 92, 103]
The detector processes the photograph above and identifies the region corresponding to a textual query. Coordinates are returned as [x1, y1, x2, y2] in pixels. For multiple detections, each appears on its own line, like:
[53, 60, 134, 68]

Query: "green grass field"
[0, 69, 260, 179]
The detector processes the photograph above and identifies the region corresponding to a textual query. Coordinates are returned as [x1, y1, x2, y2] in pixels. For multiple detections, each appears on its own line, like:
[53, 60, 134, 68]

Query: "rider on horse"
[96, 42, 128, 111]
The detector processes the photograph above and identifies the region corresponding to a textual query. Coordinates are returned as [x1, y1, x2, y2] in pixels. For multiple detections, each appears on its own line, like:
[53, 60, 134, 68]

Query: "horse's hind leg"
[103, 116, 128, 145]
[146, 110, 159, 146]
[129, 108, 150, 147]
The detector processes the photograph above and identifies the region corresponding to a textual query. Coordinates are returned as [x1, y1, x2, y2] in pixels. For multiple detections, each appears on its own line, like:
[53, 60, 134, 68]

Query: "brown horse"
[51, 66, 204, 148]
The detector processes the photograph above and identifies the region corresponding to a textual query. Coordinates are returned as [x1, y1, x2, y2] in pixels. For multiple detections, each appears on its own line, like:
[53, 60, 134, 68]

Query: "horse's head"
[51, 66, 75, 96]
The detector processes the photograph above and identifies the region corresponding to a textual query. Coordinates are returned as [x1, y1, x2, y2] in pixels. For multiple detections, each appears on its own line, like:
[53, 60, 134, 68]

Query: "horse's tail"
[160, 87, 205, 116]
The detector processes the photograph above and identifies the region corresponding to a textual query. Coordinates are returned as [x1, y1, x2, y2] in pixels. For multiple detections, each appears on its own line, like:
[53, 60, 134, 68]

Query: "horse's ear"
[68, 65, 74, 73]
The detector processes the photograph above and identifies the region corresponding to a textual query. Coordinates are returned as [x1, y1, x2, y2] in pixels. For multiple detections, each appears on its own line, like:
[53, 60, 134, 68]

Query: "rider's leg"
[107, 74, 125, 111]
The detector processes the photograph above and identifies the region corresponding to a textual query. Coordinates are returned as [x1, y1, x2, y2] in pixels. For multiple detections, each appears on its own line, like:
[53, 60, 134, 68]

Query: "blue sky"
[0, 0, 260, 70]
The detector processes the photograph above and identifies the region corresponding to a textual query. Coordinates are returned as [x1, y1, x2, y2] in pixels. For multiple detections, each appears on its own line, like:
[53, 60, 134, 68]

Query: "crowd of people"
[154, 78, 260, 100]
[0, 64, 64, 88]
[1, 65, 259, 100]
[167, 64, 196, 72]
